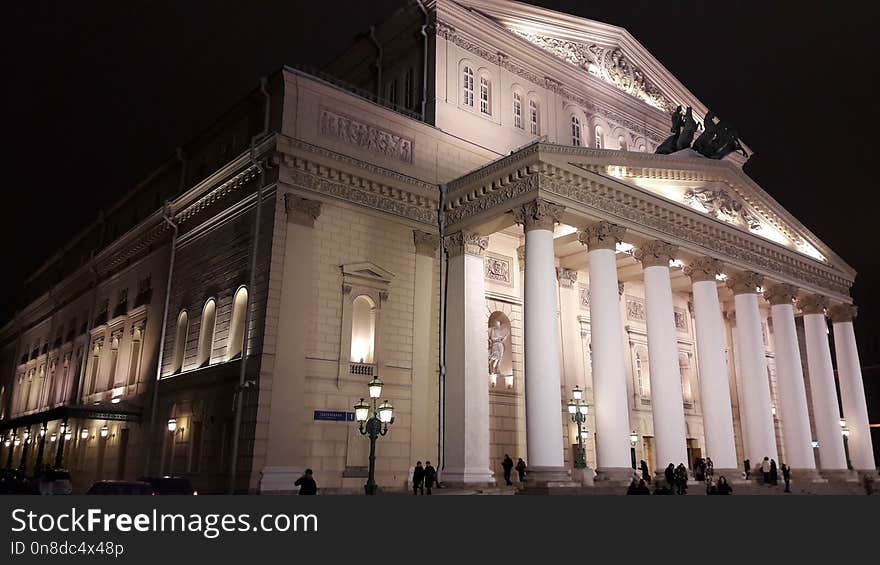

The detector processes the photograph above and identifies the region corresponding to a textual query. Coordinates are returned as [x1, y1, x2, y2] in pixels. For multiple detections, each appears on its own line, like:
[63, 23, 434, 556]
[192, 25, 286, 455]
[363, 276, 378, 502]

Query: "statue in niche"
[654, 105, 683, 154]
[488, 320, 510, 376]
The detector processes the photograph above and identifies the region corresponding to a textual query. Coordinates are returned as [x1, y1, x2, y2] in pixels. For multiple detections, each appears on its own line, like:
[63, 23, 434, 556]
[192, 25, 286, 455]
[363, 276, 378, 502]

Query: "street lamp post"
[840, 418, 852, 470]
[629, 430, 639, 469]
[354, 376, 394, 495]
[567, 386, 589, 469]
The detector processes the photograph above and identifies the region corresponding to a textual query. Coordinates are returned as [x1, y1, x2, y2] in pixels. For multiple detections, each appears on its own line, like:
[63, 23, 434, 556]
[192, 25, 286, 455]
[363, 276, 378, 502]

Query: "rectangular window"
[404, 68, 414, 110]
[87, 353, 99, 395]
[513, 92, 523, 129]
[529, 100, 539, 135]
[127, 339, 142, 386]
[106, 347, 119, 391]
[387, 79, 398, 107]
[480, 77, 491, 115]
[463, 67, 474, 107]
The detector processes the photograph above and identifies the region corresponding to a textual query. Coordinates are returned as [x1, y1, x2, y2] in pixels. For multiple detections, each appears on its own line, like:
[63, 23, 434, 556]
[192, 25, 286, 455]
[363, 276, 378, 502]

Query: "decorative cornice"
[284, 195, 323, 227]
[683, 257, 722, 283]
[797, 294, 828, 316]
[512, 198, 564, 231]
[763, 283, 798, 306]
[578, 221, 625, 251]
[827, 303, 857, 323]
[726, 271, 764, 295]
[634, 240, 678, 268]
[556, 267, 578, 288]
[444, 231, 489, 258]
[413, 230, 440, 257]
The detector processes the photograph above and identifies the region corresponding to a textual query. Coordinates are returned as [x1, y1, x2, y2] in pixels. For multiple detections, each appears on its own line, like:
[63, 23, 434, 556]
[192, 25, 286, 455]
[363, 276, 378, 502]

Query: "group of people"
[501, 454, 528, 486]
[744, 457, 792, 492]
[410, 461, 438, 495]
[626, 459, 732, 495]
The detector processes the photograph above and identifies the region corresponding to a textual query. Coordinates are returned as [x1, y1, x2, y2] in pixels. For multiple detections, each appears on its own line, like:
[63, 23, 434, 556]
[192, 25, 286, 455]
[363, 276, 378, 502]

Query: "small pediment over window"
[341, 262, 395, 288]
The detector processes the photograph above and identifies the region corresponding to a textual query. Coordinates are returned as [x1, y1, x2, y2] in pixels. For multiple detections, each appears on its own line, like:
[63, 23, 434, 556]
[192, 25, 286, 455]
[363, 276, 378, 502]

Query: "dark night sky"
[2, 1, 879, 368]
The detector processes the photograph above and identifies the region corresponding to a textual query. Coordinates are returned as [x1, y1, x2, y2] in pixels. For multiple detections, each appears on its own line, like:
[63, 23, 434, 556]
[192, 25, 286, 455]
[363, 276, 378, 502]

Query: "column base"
[440, 466, 496, 488]
[258, 466, 305, 494]
[821, 469, 860, 483]
[526, 465, 579, 488]
[791, 468, 827, 483]
[595, 467, 637, 484]
[571, 467, 595, 486]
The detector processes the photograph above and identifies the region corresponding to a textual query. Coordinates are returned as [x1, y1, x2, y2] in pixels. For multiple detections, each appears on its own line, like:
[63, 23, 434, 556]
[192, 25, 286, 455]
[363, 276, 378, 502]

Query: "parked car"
[139, 476, 197, 495]
[86, 480, 155, 495]
[37, 468, 73, 495]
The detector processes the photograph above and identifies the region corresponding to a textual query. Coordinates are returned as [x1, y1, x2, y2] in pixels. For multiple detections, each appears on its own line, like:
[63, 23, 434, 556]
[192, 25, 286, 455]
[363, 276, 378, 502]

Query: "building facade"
[1, 0, 874, 492]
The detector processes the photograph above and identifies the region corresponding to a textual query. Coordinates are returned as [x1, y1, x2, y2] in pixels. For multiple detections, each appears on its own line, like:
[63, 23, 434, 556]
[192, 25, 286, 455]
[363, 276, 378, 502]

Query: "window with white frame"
[679, 353, 693, 403]
[462, 66, 474, 107]
[529, 99, 539, 135]
[172, 311, 188, 374]
[513, 92, 523, 129]
[480, 76, 491, 115]
[350, 295, 376, 364]
[227, 287, 248, 360]
[571, 116, 581, 146]
[635, 346, 650, 398]
[595, 126, 604, 148]
[197, 299, 216, 368]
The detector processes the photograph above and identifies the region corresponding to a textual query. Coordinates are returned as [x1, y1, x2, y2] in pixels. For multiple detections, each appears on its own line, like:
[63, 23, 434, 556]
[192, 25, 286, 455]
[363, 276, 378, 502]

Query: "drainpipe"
[228, 76, 270, 494]
[368, 25, 383, 99]
[142, 201, 178, 475]
[414, 0, 430, 122]
[437, 183, 447, 478]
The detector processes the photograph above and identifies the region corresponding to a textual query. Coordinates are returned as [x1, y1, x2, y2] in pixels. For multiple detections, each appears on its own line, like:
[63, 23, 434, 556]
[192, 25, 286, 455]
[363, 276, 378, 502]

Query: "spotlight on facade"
[3, 437, 9, 448]
[50, 432, 57, 443]
[64, 430, 72, 442]
[100, 425, 109, 438]
[111, 396, 121, 404]
[39, 426, 47, 438]
[368, 376, 384, 399]
[14, 436, 21, 447]
[80, 428, 89, 440]
[167, 418, 177, 432]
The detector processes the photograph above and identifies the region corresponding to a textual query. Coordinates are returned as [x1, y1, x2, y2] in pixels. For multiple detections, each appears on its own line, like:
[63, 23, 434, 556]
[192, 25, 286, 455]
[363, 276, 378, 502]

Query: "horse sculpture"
[655, 106, 748, 160]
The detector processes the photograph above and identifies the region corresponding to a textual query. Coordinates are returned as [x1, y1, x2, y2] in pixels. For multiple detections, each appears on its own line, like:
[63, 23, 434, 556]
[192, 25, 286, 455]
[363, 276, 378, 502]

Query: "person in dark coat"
[626, 478, 639, 495]
[639, 460, 651, 483]
[706, 480, 718, 495]
[294, 469, 317, 495]
[412, 461, 425, 495]
[770, 459, 778, 486]
[743, 458, 751, 480]
[781, 463, 791, 493]
[515, 458, 527, 484]
[502, 454, 514, 486]
[705, 457, 714, 482]
[717, 476, 733, 495]
[653, 481, 673, 495]
[675, 463, 689, 495]
[423, 461, 436, 495]
[664, 463, 675, 489]
[761, 457, 771, 484]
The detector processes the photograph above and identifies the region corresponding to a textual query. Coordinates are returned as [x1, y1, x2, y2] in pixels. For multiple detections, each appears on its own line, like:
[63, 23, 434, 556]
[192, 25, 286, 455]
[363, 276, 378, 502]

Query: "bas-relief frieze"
[319, 108, 414, 163]
[484, 252, 513, 286]
[673, 308, 688, 332]
[626, 297, 646, 322]
[579, 284, 590, 310]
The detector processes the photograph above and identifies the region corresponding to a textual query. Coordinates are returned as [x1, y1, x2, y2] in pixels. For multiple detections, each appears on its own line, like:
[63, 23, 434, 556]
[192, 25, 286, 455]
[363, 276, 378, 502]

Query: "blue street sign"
[314, 410, 355, 422]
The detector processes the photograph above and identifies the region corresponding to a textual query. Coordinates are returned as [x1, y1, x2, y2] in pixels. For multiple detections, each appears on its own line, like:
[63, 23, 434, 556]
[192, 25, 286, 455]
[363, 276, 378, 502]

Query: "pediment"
[341, 262, 395, 285]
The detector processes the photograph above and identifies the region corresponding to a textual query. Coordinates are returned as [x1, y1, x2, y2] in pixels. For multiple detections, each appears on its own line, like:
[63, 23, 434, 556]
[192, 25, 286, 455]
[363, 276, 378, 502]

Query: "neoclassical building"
[0, 0, 874, 492]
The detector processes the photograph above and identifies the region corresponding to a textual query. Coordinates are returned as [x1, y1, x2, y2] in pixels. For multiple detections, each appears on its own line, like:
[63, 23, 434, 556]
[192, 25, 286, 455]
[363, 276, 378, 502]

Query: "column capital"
[577, 221, 626, 251]
[284, 194, 322, 227]
[797, 294, 828, 315]
[827, 303, 857, 323]
[444, 231, 488, 258]
[556, 267, 578, 288]
[633, 240, 678, 268]
[413, 230, 440, 257]
[726, 271, 763, 295]
[512, 199, 564, 232]
[683, 257, 723, 283]
[763, 283, 798, 306]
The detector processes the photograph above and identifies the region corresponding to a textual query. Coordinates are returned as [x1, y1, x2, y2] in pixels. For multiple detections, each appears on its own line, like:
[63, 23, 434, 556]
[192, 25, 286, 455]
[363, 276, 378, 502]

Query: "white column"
[411, 231, 438, 466]
[557, 268, 585, 394]
[514, 199, 568, 483]
[798, 295, 847, 472]
[727, 271, 778, 467]
[763, 284, 818, 476]
[829, 303, 876, 472]
[442, 231, 494, 485]
[635, 241, 688, 471]
[578, 223, 632, 479]
[260, 196, 321, 493]
[683, 257, 738, 472]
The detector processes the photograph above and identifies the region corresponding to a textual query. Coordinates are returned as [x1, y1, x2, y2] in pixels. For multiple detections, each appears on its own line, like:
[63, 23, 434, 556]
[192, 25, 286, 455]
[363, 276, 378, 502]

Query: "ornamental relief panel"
[673, 308, 688, 332]
[626, 297, 646, 322]
[484, 252, 513, 287]
[319, 108, 414, 163]
[579, 284, 590, 310]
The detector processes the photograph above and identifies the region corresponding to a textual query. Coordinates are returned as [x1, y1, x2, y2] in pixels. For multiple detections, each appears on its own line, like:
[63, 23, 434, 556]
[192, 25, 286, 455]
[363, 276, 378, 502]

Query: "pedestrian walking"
[761, 457, 771, 485]
[639, 459, 651, 483]
[675, 463, 688, 495]
[502, 454, 514, 486]
[705, 457, 714, 481]
[423, 461, 436, 495]
[770, 459, 778, 486]
[781, 463, 791, 492]
[717, 476, 733, 495]
[744, 458, 751, 481]
[294, 469, 317, 495]
[412, 461, 425, 495]
[664, 463, 675, 489]
[515, 458, 527, 484]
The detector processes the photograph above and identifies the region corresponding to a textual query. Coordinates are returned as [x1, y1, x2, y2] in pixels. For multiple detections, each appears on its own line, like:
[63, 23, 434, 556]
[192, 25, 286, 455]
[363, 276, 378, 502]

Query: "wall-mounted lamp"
[80, 428, 90, 440]
[100, 425, 109, 439]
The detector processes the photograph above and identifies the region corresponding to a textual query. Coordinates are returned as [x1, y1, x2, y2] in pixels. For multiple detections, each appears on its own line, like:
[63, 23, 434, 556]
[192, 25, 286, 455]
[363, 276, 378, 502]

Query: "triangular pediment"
[341, 262, 395, 284]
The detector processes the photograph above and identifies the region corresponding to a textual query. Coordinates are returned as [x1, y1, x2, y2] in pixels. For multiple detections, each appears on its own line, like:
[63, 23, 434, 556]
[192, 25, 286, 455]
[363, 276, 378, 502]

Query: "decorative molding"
[578, 221, 625, 251]
[673, 308, 688, 332]
[634, 240, 678, 268]
[763, 283, 798, 306]
[578, 284, 590, 310]
[726, 271, 764, 295]
[827, 303, 857, 323]
[516, 245, 526, 269]
[683, 257, 722, 283]
[444, 231, 489, 258]
[797, 294, 828, 315]
[626, 297, 646, 322]
[284, 194, 323, 227]
[683, 186, 760, 231]
[413, 231, 440, 257]
[319, 107, 413, 163]
[556, 267, 578, 289]
[512, 198, 564, 231]
[485, 252, 514, 286]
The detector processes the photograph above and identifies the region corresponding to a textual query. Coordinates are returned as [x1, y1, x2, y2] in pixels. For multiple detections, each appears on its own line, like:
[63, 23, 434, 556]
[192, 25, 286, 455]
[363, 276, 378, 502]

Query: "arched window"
[512, 91, 523, 129]
[594, 126, 604, 149]
[618, 135, 627, 151]
[571, 116, 581, 146]
[462, 66, 474, 107]
[197, 299, 216, 368]
[227, 287, 249, 360]
[679, 353, 693, 403]
[172, 311, 188, 374]
[529, 99, 539, 135]
[479, 76, 491, 115]
[350, 295, 376, 363]
[635, 346, 650, 398]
